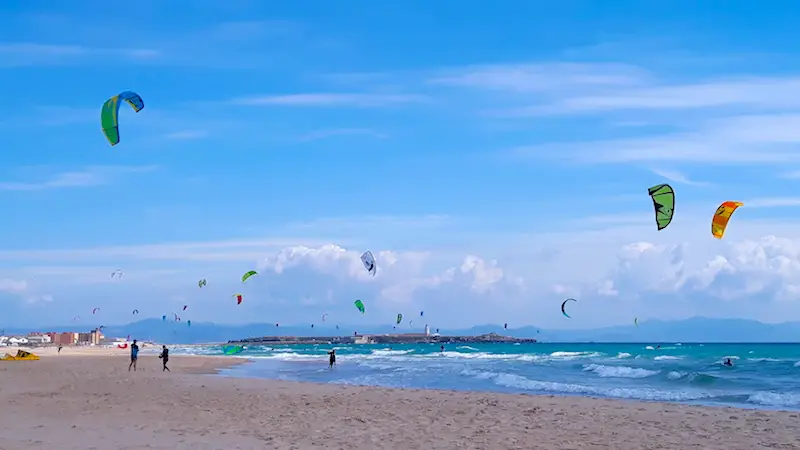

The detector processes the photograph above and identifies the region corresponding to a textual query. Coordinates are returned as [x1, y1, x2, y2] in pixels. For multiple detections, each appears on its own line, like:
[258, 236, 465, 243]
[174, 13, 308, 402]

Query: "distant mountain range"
[3, 317, 800, 344]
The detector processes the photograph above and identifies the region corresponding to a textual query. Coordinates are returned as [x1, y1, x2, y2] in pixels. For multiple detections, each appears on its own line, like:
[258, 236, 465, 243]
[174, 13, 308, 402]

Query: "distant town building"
[76, 330, 102, 345]
[50, 332, 77, 345]
[25, 334, 51, 345]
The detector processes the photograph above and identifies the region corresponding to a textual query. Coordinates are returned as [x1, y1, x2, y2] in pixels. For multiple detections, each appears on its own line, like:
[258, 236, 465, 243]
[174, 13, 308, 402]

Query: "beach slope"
[1, 350, 799, 449]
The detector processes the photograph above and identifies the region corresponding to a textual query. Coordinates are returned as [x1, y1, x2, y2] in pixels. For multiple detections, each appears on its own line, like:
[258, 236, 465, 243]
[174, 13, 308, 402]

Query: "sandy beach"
[1, 347, 799, 449]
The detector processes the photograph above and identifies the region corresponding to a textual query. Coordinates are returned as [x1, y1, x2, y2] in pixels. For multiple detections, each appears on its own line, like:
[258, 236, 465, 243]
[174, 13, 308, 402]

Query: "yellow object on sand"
[1, 350, 40, 361]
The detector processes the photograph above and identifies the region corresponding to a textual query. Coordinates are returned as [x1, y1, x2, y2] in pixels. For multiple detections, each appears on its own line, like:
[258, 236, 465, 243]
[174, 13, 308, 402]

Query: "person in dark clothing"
[128, 340, 139, 371]
[159, 345, 170, 372]
[724, 358, 733, 367]
[328, 349, 336, 368]
[57, 345, 62, 354]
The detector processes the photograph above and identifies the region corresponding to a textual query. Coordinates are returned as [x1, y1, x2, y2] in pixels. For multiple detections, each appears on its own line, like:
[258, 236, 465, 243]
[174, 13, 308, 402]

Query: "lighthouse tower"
[424, 324, 430, 336]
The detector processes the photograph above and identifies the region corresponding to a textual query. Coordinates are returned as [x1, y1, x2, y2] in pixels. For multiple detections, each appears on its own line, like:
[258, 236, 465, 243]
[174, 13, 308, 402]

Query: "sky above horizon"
[3, 0, 800, 330]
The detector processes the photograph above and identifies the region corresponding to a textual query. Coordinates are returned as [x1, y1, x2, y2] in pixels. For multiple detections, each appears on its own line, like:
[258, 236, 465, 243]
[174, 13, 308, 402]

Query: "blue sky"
[4, 0, 800, 330]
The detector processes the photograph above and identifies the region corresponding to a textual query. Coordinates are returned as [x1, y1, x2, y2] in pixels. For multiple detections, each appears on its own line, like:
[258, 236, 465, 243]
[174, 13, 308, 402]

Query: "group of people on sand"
[127, 339, 171, 372]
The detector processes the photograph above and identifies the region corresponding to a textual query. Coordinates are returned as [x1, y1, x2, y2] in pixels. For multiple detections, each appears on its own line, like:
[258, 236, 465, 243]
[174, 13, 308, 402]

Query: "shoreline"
[2, 351, 800, 449]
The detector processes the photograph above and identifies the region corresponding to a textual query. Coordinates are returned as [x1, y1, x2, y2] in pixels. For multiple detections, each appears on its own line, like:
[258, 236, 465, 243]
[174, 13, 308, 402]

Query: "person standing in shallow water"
[328, 349, 336, 368]
[128, 339, 139, 371]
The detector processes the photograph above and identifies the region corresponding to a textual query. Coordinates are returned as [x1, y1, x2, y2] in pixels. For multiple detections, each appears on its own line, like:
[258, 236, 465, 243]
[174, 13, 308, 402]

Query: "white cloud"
[163, 130, 209, 140]
[0, 42, 160, 67]
[230, 93, 428, 107]
[429, 63, 649, 93]
[10, 214, 800, 328]
[649, 168, 710, 186]
[510, 114, 800, 164]
[294, 128, 387, 142]
[0, 165, 158, 191]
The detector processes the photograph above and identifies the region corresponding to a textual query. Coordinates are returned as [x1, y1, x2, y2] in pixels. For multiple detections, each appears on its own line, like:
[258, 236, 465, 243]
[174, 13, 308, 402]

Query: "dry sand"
[1, 347, 799, 450]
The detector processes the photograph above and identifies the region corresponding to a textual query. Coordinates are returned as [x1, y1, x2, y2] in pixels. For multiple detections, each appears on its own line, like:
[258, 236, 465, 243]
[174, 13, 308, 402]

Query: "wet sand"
[1, 347, 799, 449]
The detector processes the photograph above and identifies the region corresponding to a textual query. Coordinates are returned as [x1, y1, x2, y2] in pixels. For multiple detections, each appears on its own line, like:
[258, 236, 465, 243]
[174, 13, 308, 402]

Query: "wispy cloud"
[163, 130, 209, 140]
[429, 63, 649, 93]
[649, 168, 710, 186]
[230, 93, 428, 107]
[510, 114, 800, 164]
[0, 42, 160, 67]
[0, 165, 157, 191]
[294, 128, 387, 142]
[530, 77, 800, 116]
[745, 197, 800, 208]
[0, 237, 331, 263]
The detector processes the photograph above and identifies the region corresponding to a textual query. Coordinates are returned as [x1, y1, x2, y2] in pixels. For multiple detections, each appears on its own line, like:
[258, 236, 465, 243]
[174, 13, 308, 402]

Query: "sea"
[171, 342, 800, 410]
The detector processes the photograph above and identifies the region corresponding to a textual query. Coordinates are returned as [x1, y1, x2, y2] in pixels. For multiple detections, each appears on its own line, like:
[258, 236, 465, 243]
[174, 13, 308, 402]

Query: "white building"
[424, 324, 430, 336]
[8, 337, 28, 345]
[25, 335, 51, 345]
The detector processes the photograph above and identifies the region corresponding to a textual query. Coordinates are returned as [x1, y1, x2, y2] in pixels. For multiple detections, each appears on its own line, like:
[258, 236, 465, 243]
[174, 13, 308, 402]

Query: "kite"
[223, 345, 243, 355]
[101, 91, 144, 146]
[712, 201, 744, 239]
[110, 269, 123, 279]
[420, 311, 424, 317]
[360, 251, 376, 276]
[354, 299, 365, 314]
[634, 317, 639, 327]
[504, 323, 508, 329]
[92, 308, 100, 314]
[396, 313, 403, 324]
[322, 313, 328, 322]
[132, 309, 138, 315]
[561, 298, 577, 318]
[182, 305, 188, 311]
[233, 293, 243, 305]
[242, 270, 257, 282]
[647, 184, 675, 231]
[409, 320, 414, 327]
[198, 279, 207, 288]
[73, 316, 80, 321]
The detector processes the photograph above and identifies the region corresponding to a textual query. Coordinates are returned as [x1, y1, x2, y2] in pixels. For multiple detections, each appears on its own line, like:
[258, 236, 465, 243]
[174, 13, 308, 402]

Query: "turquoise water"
[173, 342, 800, 410]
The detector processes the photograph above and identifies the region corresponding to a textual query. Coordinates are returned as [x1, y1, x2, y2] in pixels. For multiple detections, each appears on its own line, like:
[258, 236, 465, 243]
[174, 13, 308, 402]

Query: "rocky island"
[228, 332, 537, 345]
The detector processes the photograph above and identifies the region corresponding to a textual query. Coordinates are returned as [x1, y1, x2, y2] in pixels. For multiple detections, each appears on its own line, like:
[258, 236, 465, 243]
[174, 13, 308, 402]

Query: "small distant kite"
[360, 251, 376, 276]
[354, 299, 365, 314]
[242, 270, 257, 283]
[233, 293, 243, 305]
[712, 201, 744, 239]
[92, 308, 100, 314]
[647, 184, 675, 231]
[101, 91, 144, 146]
[561, 298, 577, 318]
[110, 269, 123, 279]
[198, 279, 207, 288]
[132, 309, 138, 315]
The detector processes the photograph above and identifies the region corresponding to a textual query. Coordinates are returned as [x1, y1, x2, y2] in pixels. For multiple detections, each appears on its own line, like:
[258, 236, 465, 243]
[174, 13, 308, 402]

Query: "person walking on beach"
[128, 339, 139, 372]
[57, 345, 62, 354]
[328, 349, 336, 368]
[159, 345, 170, 372]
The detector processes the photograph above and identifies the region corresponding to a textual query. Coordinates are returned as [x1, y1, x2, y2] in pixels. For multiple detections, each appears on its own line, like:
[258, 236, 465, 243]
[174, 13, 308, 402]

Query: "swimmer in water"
[723, 358, 733, 366]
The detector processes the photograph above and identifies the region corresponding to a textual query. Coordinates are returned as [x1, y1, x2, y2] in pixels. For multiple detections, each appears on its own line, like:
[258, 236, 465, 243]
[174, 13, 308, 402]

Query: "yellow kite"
[711, 201, 743, 239]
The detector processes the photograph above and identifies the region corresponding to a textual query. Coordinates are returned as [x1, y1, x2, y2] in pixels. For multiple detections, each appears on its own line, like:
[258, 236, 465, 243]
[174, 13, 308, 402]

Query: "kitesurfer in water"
[440, 345, 444, 353]
[128, 339, 139, 372]
[724, 358, 733, 367]
[328, 349, 336, 368]
[159, 345, 170, 372]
